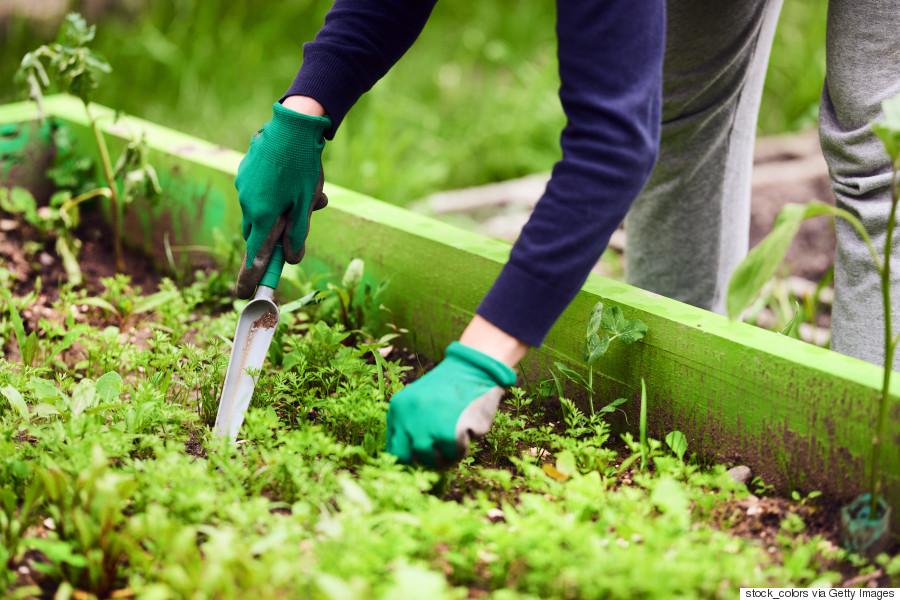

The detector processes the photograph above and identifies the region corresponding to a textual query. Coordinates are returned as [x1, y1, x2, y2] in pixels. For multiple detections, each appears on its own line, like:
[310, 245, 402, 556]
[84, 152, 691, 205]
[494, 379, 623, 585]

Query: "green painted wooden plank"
[2, 96, 898, 524]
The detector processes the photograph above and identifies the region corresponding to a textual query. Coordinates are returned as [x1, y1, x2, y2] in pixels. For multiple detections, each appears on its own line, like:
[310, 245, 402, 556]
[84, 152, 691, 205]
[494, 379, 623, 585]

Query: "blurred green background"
[0, 0, 827, 206]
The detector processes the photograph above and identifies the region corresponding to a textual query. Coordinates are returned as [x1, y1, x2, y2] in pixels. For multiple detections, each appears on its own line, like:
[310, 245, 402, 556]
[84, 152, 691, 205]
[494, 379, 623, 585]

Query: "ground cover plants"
[3, 10, 900, 598]
[2, 251, 899, 597]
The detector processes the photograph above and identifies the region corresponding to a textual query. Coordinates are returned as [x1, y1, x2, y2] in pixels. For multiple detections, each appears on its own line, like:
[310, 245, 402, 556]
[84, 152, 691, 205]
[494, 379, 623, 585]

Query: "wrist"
[459, 315, 530, 368]
[282, 95, 327, 117]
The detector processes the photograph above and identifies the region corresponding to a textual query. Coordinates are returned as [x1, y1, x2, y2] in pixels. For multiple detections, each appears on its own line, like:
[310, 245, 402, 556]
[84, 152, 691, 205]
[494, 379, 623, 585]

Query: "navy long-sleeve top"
[285, 0, 665, 347]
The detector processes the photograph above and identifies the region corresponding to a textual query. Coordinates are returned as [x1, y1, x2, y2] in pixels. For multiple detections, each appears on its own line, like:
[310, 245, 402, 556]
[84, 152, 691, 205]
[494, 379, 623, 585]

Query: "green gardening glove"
[234, 102, 332, 299]
[385, 342, 517, 468]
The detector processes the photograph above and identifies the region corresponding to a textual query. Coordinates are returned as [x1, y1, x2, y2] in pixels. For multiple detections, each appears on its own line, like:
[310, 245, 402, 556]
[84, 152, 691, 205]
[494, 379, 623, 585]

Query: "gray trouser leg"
[821, 0, 900, 369]
[625, 0, 782, 313]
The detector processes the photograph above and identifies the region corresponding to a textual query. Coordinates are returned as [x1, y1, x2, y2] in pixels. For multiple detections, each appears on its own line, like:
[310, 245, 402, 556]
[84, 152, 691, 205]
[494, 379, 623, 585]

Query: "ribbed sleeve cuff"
[282, 48, 369, 139]
[476, 260, 585, 348]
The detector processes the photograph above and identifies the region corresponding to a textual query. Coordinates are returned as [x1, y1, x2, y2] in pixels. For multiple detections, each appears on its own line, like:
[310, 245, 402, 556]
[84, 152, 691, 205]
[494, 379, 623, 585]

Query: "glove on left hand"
[385, 342, 517, 468]
[235, 102, 331, 298]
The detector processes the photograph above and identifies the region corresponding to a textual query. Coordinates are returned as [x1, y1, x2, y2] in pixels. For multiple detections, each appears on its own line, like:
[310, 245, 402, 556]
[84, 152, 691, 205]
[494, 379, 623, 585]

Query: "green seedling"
[751, 475, 776, 497]
[792, 489, 822, 507]
[540, 301, 647, 416]
[665, 430, 688, 461]
[16, 12, 161, 274]
[77, 274, 180, 326]
[0, 185, 93, 284]
[727, 93, 900, 530]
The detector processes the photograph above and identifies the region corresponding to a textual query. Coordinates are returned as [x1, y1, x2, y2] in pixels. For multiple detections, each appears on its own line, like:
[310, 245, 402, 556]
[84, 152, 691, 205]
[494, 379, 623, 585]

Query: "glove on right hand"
[235, 102, 331, 299]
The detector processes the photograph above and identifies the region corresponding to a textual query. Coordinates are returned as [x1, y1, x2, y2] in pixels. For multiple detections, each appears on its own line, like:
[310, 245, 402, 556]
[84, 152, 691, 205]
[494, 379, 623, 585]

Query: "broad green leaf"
[549, 369, 564, 399]
[32, 402, 64, 419]
[55, 236, 83, 286]
[26, 378, 58, 401]
[45, 325, 87, 367]
[0, 186, 38, 223]
[78, 296, 119, 316]
[600, 305, 625, 335]
[537, 378, 555, 398]
[281, 290, 321, 314]
[554, 361, 588, 390]
[584, 333, 610, 365]
[28, 538, 88, 569]
[873, 93, 900, 163]
[727, 201, 856, 318]
[665, 430, 688, 461]
[69, 379, 97, 417]
[556, 450, 577, 477]
[1, 385, 29, 421]
[3, 289, 28, 359]
[599, 397, 627, 414]
[131, 289, 179, 315]
[650, 477, 690, 525]
[617, 318, 648, 345]
[338, 476, 373, 514]
[95, 371, 124, 403]
[341, 258, 365, 291]
[586, 301, 604, 337]
[22, 331, 38, 366]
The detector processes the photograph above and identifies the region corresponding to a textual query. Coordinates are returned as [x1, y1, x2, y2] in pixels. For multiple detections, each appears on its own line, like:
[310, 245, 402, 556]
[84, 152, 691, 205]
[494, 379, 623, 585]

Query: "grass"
[0, 0, 827, 206]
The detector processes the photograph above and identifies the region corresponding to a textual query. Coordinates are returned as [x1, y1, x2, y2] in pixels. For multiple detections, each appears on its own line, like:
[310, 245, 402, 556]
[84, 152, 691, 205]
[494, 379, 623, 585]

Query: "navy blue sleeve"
[477, 0, 665, 347]
[283, 0, 437, 136]
[289, 0, 665, 348]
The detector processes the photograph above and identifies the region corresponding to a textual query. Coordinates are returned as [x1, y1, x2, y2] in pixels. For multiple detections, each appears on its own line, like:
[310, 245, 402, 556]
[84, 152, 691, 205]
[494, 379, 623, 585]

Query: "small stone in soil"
[486, 508, 505, 523]
[727, 465, 752, 484]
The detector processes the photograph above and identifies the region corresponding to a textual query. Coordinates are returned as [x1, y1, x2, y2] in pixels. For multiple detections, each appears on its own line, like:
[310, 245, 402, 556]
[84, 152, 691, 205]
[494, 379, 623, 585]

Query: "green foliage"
[0, 278, 851, 596]
[15, 12, 161, 275]
[726, 201, 873, 319]
[16, 13, 111, 108]
[873, 94, 900, 167]
[728, 93, 900, 524]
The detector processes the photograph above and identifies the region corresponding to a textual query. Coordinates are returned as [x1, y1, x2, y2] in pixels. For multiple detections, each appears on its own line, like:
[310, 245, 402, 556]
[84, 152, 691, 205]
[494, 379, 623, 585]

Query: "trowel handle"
[258, 243, 285, 290]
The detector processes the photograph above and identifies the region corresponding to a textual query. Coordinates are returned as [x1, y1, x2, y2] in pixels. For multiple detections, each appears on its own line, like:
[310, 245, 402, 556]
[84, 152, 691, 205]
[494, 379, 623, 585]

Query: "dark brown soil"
[1, 208, 163, 302]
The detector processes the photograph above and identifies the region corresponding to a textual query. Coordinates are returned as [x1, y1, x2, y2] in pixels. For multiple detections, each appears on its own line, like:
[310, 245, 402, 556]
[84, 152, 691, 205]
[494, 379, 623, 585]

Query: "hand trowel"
[214, 230, 286, 440]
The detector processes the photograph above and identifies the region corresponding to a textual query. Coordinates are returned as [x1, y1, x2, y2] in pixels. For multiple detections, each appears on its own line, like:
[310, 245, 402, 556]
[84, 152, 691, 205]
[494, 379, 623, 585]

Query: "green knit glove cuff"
[254, 102, 331, 169]
[445, 342, 517, 388]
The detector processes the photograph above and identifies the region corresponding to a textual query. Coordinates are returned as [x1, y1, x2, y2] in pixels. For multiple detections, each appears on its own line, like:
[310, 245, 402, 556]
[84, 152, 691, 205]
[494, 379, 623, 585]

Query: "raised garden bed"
[3, 95, 900, 596]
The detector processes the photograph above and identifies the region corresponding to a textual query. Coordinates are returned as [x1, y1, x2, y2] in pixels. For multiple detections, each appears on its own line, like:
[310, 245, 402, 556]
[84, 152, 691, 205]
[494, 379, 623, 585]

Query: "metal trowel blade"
[214, 286, 280, 440]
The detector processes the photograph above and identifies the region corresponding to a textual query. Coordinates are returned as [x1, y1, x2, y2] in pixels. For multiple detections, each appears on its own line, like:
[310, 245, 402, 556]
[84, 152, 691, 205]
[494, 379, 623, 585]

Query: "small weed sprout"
[540, 301, 647, 418]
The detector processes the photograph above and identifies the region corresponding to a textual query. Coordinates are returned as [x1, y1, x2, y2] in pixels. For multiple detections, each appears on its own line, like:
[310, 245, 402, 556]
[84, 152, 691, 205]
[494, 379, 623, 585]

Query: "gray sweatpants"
[625, 0, 900, 369]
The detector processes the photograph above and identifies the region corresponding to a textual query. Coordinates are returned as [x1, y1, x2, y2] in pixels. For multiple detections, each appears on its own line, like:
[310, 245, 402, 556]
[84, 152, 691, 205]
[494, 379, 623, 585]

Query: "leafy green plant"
[30, 445, 136, 597]
[540, 301, 647, 417]
[78, 274, 180, 326]
[727, 93, 900, 522]
[665, 430, 688, 461]
[16, 12, 161, 273]
[0, 184, 93, 284]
